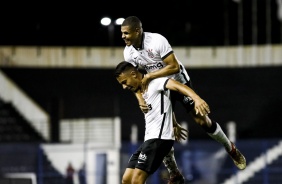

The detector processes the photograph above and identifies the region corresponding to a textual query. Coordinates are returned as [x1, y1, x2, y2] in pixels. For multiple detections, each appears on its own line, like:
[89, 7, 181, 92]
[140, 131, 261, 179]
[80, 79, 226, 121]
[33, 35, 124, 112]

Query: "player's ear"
[130, 70, 137, 78]
[136, 27, 141, 34]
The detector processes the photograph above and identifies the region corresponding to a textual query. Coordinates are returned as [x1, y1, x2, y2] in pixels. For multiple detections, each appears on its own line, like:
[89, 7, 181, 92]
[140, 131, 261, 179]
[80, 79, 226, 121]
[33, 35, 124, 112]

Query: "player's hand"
[194, 98, 210, 116]
[141, 74, 152, 92]
[139, 104, 149, 113]
[174, 123, 188, 142]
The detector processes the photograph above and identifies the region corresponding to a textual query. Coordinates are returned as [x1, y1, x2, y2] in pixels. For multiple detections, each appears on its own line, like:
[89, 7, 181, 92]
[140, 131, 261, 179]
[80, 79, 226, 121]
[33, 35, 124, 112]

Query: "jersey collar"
[134, 32, 145, 51]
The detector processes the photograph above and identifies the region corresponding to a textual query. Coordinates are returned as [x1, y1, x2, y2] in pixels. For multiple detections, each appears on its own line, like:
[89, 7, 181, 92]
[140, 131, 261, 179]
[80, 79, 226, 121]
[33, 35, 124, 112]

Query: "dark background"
[1, 66, 282, 141]
[0, 0, 281, 47]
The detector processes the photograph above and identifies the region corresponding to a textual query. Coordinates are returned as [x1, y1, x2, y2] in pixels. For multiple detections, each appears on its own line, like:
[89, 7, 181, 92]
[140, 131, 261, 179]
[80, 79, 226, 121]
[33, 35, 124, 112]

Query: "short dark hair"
[114, 61, 135, 77]
[121, 16, 142, 29]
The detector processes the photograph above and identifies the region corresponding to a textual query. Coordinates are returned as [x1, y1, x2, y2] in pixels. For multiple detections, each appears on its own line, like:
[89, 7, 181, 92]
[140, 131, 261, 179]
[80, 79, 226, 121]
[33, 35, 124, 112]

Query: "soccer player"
[120, 16, 247, 177]
[115, 61, 210, 184]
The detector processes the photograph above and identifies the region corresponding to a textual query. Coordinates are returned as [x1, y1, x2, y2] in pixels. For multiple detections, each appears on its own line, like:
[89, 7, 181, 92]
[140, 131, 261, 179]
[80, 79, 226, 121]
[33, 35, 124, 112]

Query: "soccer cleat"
[227, 142, 247, 170]
[167, 171, 185, 184]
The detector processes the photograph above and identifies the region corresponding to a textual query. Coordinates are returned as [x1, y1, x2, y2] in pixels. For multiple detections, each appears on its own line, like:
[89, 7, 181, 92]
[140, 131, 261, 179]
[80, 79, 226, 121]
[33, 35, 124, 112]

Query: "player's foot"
[227, 142, 246, 170]
[167, 171, 185, 184]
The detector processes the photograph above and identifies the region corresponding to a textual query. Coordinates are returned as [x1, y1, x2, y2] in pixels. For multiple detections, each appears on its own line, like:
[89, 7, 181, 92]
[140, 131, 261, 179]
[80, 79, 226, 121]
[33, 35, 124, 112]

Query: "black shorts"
[127, 139, 174, 175]
[170, 80, 195, 113]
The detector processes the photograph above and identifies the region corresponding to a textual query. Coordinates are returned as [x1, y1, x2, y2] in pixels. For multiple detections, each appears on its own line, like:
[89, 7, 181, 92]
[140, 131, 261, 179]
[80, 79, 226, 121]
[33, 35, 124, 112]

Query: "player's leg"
[122, 144, 143, 183]
[190, 111, 231, 149]
[122, 168, 134, 184]
[174, 80, 246, 170]
[162, 112, 185, 183]
[190, 110, 246, 170]
[178, 82, 230, 149]
[163, 147, 185, 183]
[131, 168, 149, 184]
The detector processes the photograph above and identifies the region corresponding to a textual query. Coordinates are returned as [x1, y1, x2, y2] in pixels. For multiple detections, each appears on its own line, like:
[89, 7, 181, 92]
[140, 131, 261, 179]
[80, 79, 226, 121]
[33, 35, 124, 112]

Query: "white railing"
[0, 45, 281, 68]
[60, 117, 121, 148]
[0, 69, 50, 140]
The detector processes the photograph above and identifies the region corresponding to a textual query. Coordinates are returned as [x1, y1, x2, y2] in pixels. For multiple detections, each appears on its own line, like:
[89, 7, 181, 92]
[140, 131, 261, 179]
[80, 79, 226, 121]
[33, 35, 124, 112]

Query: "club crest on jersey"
[183, 96, 194, 105]
[138, 152, 147, 161]
[146, 49, 154, 58]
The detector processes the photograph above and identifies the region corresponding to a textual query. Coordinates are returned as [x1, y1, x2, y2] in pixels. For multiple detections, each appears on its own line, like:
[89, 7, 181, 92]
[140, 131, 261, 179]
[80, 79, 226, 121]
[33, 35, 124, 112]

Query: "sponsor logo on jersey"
[144, 62, 164, 71]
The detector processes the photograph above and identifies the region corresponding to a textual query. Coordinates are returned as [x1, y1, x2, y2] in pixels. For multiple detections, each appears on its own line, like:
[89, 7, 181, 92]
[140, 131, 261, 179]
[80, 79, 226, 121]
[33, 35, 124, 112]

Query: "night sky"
[0, 0, 281, 47]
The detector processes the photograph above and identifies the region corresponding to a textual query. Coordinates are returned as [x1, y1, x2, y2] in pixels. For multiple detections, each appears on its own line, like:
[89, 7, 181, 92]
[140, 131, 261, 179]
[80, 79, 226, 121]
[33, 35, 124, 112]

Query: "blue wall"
[1, 139, 282, 184]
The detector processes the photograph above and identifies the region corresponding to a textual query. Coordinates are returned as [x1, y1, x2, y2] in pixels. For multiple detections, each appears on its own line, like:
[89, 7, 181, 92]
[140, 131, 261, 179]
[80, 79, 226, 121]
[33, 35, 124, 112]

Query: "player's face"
[116, 72, 140, 92]
[121, 26, 139, 47]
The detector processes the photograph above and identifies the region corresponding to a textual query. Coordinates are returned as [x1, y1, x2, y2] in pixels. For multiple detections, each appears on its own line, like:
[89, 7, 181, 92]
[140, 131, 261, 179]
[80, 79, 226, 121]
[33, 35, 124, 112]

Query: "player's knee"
[132, 177, 146, 184]
[194, 118, 205, 126]
[193, 115, 211, 127]
[122, 178, 130, 184]
[122, 175, 131, 184]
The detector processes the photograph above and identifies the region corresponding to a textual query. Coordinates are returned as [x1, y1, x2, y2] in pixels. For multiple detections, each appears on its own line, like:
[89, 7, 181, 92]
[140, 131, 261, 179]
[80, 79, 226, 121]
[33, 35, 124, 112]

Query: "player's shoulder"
[145, 32, 166, 40]
[148, 77, 170, 92]
[124, 45, 133, 51]
[123, 45, 134, 55]
[150, 77, 169, 86]
[144, 32, 169, 48]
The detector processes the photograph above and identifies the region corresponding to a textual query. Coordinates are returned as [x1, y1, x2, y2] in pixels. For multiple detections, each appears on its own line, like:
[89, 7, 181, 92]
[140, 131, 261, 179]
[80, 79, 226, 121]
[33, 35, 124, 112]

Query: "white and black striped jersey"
[142, 77, 175, 141]
[124, 32, 190, 84]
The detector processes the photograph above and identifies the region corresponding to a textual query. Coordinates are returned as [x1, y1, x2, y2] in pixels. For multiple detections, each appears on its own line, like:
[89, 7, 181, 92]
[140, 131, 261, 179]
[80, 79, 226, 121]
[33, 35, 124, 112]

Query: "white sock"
[208, 122, 232, 151]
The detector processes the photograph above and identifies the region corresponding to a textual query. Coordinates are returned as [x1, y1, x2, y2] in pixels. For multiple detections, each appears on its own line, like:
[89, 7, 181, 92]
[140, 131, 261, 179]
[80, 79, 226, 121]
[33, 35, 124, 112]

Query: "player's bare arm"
[166, 79, 210, 116]
[135, 90, 149, 113]
[141, 53, 180, 91]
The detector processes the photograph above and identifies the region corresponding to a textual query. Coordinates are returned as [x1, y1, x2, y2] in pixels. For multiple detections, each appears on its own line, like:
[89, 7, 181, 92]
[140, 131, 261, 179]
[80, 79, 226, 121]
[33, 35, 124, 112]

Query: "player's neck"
[135, 33, 143, 50]
[139, 73, 144, 80]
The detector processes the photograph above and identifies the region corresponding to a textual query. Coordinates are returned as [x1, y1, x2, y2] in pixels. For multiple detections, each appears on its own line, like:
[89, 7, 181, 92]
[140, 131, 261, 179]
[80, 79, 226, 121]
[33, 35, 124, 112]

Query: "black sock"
[203, 120, 217, 133]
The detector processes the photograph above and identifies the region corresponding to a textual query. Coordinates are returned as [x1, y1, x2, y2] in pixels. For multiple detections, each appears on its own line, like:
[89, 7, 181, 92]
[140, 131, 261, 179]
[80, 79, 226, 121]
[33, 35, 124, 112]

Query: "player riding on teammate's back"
[120, 16, 247, 182]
